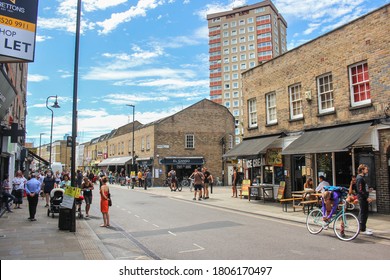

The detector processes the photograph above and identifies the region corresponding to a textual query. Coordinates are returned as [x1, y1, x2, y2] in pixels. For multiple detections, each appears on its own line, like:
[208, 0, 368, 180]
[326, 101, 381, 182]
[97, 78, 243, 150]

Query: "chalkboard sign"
[277, 181, 286, 200]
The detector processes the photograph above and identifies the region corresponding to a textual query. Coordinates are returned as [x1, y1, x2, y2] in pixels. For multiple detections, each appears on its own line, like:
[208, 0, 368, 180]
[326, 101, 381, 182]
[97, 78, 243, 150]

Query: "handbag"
[108, 192, 112, 207]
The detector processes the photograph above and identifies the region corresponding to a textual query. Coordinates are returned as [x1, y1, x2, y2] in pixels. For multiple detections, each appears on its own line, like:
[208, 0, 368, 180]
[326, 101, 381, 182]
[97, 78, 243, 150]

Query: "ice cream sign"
[0, 0, 38, 62]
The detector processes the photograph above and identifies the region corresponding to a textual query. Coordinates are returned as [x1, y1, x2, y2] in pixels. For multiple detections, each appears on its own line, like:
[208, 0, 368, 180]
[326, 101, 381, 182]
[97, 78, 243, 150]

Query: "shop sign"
[247, 157, 263, 168]
[0, 0, 39, 62]
[160, 157, 204, 165]
[266, 148, 282, 166]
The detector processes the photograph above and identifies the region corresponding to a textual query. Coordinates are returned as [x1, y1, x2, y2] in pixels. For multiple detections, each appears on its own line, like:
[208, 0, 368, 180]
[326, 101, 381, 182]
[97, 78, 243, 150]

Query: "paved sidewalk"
[1, 185, 389, 260]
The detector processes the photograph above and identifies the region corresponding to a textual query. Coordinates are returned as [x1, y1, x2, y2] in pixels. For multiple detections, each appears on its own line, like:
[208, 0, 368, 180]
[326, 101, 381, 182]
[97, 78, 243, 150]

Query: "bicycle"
[306, 196, 360, 241]
[180, 177, 193, 192]
[215, 177, 223, 186]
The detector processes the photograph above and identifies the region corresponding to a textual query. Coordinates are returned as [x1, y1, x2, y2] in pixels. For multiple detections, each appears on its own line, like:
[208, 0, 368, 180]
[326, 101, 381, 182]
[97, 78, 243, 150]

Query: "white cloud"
[96, 0, 172, 35]
[195, 0, 248, 19]
[103, 93, 169, 105]
[82, 0, 128, 12]
[83, 66, 195, 81]
[35, 35, 52, 42]
[303, 23, 321, 35]
[28, 74, 49, 82]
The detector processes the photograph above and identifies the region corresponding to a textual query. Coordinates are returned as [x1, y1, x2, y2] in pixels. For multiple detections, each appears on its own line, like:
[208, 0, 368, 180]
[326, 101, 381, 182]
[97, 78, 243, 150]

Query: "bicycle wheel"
[334, 213, 360, 241]
[306, 209, 324, 234]
[181, 180, 189, 187]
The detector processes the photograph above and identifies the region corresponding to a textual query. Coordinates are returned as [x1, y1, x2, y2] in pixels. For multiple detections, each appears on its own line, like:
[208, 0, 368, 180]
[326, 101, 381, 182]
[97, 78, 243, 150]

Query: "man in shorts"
[192, 168, 204, 201]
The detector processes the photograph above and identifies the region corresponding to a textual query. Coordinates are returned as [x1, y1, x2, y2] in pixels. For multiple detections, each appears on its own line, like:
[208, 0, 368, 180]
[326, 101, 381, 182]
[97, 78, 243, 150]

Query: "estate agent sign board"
[0, 0, 39, 62]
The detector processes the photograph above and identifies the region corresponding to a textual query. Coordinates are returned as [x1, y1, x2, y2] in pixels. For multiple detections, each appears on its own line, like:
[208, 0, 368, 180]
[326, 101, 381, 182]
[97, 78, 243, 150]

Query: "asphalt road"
[86, 185, 390, 260]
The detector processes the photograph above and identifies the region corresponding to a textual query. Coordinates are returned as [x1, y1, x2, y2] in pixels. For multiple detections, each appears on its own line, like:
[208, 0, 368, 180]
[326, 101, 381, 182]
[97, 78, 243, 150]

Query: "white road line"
[168, 231, 176, 236]
[127, 211, 132, 214]
[135, 215, 140, 218]
[179, 244, 205, 254]
[153, 224, 160, 228]
[143, 219, 149, 223]
[122, 208, 126, 211]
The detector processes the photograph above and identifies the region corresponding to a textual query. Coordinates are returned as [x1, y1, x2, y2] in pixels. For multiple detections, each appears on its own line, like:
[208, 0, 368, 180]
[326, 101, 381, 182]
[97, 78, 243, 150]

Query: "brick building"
[82, 99, 235, 186]
[226, 5, 390, 213]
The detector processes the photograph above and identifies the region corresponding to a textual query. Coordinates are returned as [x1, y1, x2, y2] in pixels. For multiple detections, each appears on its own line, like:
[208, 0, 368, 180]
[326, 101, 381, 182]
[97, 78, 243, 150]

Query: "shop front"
[159, 156, 205, 180]
[282, 122, 380, 210]
[98, 156, 132, 174]
[136, 157, 153, 171]
[223, 134, 284, 194]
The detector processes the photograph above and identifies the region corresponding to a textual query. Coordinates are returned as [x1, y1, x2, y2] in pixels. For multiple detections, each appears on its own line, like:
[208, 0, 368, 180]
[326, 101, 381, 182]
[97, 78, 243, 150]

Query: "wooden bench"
[279, 198, 297, 212]
[299, 199, 320, 214]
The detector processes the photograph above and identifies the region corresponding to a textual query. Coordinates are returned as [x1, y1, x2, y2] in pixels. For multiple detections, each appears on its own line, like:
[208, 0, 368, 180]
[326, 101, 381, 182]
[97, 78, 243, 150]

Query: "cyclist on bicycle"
[322, 186, 347, 222]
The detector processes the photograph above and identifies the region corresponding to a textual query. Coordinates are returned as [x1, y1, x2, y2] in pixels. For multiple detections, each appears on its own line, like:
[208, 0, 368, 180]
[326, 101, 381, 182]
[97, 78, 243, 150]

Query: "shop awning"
[223, 135, 280, 159]
[0, 70, 17, 120]
[27, 149, 49, 166]
[282, 122, 372, 155]
[98, 156, 133, 166]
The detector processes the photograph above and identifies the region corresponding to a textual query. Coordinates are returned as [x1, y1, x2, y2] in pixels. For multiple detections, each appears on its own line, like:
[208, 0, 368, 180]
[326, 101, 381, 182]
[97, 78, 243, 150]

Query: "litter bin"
[58, 207, 72, 230]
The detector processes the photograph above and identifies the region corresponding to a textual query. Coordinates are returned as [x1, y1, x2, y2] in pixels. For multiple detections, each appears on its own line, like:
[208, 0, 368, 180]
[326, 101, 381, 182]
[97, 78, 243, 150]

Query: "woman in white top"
[12, 170, 26, 209]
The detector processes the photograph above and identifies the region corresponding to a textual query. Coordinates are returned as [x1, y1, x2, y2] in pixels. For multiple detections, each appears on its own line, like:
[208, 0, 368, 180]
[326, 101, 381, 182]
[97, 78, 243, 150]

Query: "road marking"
[168, 231, 176, 236]
[135, 215, 140, 218]
[179, 243, 205, 254]
[127, 211, 132, 214]
[143, 219, 149, 223]
[122, 208, 126, 211]
[153, 224, 159, 228]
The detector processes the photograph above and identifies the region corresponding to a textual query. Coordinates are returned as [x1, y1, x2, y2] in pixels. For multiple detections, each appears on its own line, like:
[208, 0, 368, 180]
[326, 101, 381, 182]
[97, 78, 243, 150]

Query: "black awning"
[0, 70, 17, 120]
[223, 135, 280, 159]
[282, 122, 372, 155]
[28, 149, 49, 166]
[159, 157, 204, 165]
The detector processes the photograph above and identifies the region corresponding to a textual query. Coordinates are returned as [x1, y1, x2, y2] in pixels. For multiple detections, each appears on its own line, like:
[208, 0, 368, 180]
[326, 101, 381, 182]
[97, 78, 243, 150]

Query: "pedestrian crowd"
[1, 164, 375, 237]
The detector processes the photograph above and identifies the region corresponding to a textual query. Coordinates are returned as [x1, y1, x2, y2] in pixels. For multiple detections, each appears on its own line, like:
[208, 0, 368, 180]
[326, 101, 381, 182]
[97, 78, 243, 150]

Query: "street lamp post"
[46, 95, 60, 167]
[126, 104, 135, 178]
[39, 132, 46, 170]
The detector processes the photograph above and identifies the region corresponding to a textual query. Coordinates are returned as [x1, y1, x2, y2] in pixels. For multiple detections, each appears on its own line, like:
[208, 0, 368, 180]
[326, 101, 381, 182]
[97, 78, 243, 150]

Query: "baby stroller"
[47, 188, 64, 218]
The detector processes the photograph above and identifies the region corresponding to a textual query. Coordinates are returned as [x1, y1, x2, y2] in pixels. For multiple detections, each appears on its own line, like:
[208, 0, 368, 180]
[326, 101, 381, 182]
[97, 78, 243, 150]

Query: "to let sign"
[0, 0, 39, 62]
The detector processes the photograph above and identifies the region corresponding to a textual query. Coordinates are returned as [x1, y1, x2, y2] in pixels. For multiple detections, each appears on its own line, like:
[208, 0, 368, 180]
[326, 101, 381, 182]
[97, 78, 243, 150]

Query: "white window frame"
[248, 99, 258, 128]
[185, 134, 195, 149]
[317, 73, 335, 114]
[289, 84, 303, 120]
[349, 61, 371, 107]
[141, 137, 145, 151]
[266, 92, 277, 125]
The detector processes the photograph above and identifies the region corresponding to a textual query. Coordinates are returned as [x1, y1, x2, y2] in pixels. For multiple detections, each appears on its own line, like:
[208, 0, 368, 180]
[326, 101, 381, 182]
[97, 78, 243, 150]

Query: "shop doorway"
[292, 155, 305, 191]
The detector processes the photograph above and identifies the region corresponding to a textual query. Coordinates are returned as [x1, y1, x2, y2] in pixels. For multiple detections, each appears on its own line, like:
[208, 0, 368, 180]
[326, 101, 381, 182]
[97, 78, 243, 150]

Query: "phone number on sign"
[212, 266, 272, 276]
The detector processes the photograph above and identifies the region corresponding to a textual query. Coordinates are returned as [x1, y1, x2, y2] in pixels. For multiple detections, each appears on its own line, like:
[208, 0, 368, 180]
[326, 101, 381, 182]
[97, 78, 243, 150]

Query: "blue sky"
[26, 0, 390, 146]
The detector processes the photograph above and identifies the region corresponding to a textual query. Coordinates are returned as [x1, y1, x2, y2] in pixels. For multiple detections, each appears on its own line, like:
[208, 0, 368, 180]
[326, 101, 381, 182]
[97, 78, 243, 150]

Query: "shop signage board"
[241, 179, 250, 197]
[277, 181, 286, 200]
[266, 148, 282, 166]
[0, 0, 39, 62]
